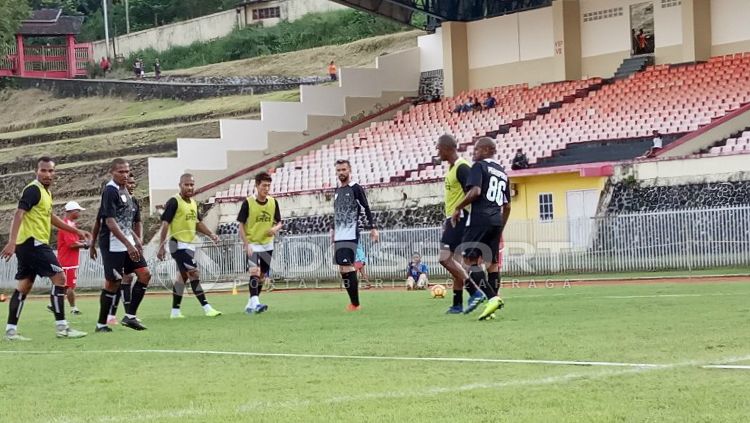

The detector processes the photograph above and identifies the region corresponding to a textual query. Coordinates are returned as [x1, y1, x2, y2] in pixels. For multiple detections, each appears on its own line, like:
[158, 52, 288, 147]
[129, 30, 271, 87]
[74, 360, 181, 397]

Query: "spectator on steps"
[483, 92, 497, 109]
[154, 59, 162, 81]
[637, 29, 647, 55]
[644, 130, 663, 158]
[133, 59, 142, 79]
[328, 60, 337, 81]
[472, 96, 483, 111]
[511, 148, 529, 170]
[99, 57, 110, 76]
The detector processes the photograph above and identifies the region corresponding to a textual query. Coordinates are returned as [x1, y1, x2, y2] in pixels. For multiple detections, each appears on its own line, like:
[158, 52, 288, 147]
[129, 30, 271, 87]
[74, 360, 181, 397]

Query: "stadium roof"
[329, 0, 553, 30]
[17, 9, 84, 36]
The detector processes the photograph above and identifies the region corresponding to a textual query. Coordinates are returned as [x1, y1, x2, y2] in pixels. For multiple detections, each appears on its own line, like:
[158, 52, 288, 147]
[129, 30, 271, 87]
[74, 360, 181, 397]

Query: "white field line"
[701, 364, 750, 370]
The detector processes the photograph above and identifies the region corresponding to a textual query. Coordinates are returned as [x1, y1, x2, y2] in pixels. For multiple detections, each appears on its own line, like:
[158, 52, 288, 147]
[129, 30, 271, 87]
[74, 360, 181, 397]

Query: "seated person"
[472, 97, 483, 111]
[483, 93, 497, 109]
[511, 148, 529, 170]
[644, 130, 663, 158]
[462, 96, 475, 113]
[406, 253, 429, 290]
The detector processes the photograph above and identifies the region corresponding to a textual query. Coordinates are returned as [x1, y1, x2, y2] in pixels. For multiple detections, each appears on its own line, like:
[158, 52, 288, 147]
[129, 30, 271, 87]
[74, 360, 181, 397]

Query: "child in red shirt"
[56, 201, 89, 315]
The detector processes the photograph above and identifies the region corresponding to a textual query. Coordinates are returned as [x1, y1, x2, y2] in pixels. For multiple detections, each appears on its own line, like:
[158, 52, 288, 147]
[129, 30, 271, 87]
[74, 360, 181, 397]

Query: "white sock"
[125, 314, 136, 319]
[202, 304, 213, 312]
[171, 308, 181, 316]
[55, 320, 67, 327]
[96, 323, 107, 329]
[6, 324, 17, 332]
[250, 296, 260, 308]
[71, 306, 79, 311]
[107, 314, 116, 320]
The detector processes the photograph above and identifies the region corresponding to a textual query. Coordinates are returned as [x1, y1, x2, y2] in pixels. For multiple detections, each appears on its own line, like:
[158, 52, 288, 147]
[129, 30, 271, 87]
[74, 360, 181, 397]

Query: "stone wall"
[606, 180, 750, 213]
[2, 77, 300, 101]
[217, 203, 445, 237]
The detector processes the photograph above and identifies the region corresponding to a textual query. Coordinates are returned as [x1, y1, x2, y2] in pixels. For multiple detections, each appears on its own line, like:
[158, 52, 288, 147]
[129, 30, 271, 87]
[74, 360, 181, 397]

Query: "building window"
[539, 193, 554, 221]
[253, 6, 281, 20]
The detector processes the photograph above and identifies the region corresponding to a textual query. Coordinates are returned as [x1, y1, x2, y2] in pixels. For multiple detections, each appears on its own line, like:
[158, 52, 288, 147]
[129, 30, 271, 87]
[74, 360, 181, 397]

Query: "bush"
[115, 10, 408, 73]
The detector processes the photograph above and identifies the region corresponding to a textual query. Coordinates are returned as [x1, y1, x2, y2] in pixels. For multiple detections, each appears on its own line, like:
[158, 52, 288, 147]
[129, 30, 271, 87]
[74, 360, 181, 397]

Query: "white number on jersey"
[485, 175, 508, 206]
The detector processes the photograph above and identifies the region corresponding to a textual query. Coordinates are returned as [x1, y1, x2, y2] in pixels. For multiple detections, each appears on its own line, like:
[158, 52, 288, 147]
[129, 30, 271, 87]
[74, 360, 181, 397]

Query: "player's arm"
[52, 214, 91, 241]
[157, 198, 178, 260]
[267, 202, 283, 236]
[89, 210, 101, 260]
[196, 208, 219, 244]
[456, 162, 472, 192]
[133, 199, 143, 241]
[500, 177, 512, 234]
[353, 184, 378, 242]
[1, 209, 26, 260]
[236, 200, 251, 256]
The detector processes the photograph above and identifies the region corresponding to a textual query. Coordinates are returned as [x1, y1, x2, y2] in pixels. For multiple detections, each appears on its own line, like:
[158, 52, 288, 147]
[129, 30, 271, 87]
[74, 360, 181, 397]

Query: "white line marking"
[0, 349, 665, 368]
[701, 365, 750, 370]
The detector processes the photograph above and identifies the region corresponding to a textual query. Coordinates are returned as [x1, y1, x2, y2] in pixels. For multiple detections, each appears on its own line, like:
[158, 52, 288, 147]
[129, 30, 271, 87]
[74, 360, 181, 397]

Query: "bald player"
[451, 137, 511, 320]
[436, 134, 485, 314]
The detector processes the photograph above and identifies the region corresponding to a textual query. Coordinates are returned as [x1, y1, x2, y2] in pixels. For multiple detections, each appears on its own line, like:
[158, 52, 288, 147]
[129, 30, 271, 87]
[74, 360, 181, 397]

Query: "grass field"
[1, 281, 749, 422]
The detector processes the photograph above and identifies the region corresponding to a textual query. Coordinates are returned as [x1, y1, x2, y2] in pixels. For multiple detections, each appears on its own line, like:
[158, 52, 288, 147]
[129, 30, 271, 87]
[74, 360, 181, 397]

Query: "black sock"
[128, 281, 148, 316]
[121, 282, 132, 312]
[110, 288, 121, 316]
[464, 278, 478, 296]
[342, 271, 359, 306]
[452, 289, 463, 308]
[190, 280, 208, 307]
[488, 272, 500, 294]
[471, 268, 496, 298]
[50, 285, 66, 321]
[98, 289, 117, 325]
[249, 276, 261, 298]
[172, 280, 185, 309]
[7, 290, 26, 326]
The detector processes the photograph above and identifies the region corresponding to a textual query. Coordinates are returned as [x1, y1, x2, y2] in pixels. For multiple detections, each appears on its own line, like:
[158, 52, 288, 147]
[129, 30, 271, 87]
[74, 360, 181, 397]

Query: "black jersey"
[98, 180, 137, 253]
[466, 159, 510, 227]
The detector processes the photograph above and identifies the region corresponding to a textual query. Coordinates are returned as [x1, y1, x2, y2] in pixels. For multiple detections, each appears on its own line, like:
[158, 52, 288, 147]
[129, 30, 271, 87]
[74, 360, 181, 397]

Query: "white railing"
[1, 206, 749, 290]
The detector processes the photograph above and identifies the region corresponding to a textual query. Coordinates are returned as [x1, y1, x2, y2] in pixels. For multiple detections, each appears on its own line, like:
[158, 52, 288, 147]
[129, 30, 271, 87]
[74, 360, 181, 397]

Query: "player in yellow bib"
[436, 134, 485, 314]
[157, 174, 222, 318]
[1, 157, 91, 341]
[236, 172, 282, 315]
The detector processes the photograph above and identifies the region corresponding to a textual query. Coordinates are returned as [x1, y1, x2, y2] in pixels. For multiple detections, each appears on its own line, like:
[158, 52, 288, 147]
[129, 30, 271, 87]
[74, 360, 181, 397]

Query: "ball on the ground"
[0, 293, 6, 302]
[430, 284, 446, 299]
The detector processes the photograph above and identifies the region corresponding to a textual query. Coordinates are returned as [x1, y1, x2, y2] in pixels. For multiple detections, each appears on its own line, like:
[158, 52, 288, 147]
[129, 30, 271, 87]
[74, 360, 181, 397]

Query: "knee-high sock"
[50, 285, 67, 321]
[463, 278, 479, 296]
[121, 282, 132, 312]
[7, 290, 27, 326]
[342, 271, 359, 306]
[127, 282, 148, 316]
[469, 266, 496, 299]
[190, 280, 208, 306]
[172, 280, 185, 309]
[452, 289, 463, 308]
[488, 272, 500, 295]
[98, 289, 117, 325]
[110, 288, 121, 316]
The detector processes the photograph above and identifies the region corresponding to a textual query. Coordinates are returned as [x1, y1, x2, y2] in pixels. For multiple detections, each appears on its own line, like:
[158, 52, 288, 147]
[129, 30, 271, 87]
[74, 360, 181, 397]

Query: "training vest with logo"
[244, 196, 277, 246]
[169, 194, 199, 243]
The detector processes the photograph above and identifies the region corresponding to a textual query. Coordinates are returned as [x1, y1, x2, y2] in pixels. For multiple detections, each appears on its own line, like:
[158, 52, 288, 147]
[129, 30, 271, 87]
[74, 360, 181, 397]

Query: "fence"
[1, 206, 749, 290]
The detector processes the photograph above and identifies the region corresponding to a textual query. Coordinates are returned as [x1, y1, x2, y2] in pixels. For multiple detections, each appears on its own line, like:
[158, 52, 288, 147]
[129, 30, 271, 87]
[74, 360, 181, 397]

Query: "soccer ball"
[430, 284, 446, 299]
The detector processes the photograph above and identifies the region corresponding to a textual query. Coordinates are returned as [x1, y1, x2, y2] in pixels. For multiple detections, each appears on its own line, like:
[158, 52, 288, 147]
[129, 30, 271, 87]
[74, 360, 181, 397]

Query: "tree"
[0, 0, 30, 48]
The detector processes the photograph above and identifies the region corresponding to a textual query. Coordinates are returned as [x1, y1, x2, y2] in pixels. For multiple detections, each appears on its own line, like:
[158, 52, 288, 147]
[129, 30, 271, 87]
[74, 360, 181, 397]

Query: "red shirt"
[57, 219, 80, 269]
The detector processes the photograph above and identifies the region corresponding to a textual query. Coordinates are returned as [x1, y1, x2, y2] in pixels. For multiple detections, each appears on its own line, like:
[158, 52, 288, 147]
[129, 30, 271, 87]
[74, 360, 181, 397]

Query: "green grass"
[1, 281, 750, 422]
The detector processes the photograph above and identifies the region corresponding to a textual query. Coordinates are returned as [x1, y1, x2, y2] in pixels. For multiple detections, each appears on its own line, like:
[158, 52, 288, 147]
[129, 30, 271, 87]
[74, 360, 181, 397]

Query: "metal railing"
[1, 206, 749, 290]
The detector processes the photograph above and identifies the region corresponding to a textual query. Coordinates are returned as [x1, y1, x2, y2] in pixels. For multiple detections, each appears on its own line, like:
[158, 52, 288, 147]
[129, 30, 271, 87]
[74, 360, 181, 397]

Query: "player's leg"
[439, 218, 470, 312]
[478, 227, 504, 321]
[459, 227, 489, 314]
[5, 274, 34, 341]
[171, 272, 188, 319]
[336, 241, 360, 310]
[417, 274, 429, 290]
[96, 251, 124, 332]
[121, 257, 151, 330]
[252, 251, 272, 312]
[406, 276, 415, 290]
[107, 273, 130, 325]
[65, 268, 80, 314]
[186, 261, 221, 317]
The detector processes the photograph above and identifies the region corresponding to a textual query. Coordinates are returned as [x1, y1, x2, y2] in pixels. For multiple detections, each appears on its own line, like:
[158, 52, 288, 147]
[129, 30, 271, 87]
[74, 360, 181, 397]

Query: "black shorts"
[171, 248, 198, 275]
[247, 250, 273, 277]
[102, 250, 148, 282]
[15, 238, 63, 281]
[334, 240, 357, 266]
[461, 225, 502, 264]
[440, 214, 468, 252]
